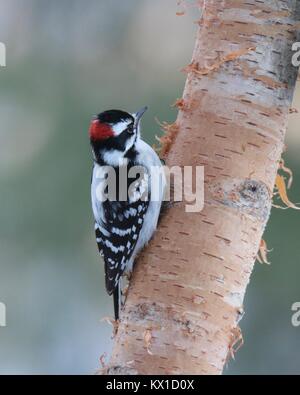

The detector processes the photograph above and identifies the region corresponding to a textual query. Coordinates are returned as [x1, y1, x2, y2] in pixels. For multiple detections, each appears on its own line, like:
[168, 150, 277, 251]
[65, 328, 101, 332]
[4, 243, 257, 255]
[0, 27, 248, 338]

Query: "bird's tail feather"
[113, 285, 119, 321]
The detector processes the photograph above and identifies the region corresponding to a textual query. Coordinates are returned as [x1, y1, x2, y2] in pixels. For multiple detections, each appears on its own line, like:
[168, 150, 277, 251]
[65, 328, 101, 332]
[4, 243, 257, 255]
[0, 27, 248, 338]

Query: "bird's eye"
[127, 124, 134, 134]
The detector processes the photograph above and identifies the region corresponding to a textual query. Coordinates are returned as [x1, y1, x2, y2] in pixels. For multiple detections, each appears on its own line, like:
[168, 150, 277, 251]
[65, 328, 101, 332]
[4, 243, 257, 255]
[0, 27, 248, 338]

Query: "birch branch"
[105, 0, 300, 375]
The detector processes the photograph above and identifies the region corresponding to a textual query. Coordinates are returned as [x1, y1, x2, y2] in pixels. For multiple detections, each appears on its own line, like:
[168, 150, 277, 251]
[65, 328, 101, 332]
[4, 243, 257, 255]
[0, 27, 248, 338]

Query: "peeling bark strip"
[107, 1, 300, 375]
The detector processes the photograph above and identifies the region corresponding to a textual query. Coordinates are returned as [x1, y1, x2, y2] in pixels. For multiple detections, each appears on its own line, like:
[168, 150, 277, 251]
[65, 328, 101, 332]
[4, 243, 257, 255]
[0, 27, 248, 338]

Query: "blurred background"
[0, 0, 299, 375]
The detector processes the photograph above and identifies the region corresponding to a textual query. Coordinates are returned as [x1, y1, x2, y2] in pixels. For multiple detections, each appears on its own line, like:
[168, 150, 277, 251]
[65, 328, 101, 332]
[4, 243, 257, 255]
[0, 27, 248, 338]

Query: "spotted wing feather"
[95, 198, 149, 295]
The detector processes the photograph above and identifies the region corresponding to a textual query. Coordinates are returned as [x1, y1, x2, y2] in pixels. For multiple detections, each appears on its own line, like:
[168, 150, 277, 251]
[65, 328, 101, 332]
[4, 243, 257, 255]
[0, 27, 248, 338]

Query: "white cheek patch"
[124, 135, 136, 153]
[112, 120, 130, 135]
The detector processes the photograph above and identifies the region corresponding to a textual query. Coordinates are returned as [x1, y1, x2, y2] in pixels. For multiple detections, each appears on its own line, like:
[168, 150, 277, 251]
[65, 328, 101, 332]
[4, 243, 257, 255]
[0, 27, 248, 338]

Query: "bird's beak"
[134, 106, 148, 123]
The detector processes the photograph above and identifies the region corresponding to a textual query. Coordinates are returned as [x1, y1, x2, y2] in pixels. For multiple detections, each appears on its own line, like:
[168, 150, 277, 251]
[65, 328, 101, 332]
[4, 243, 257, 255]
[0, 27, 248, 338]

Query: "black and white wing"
[94, 198, 149, 294]
[91, 163, 150, 295]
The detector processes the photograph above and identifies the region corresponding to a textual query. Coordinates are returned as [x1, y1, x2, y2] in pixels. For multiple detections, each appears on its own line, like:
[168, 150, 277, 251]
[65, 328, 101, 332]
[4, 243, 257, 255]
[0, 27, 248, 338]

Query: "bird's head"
[89, 107, 148, 165]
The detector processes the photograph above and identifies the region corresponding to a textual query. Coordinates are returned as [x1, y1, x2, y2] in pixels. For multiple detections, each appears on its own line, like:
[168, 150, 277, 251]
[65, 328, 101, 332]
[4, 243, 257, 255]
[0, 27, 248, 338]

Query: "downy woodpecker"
[89, 107, 165, 320]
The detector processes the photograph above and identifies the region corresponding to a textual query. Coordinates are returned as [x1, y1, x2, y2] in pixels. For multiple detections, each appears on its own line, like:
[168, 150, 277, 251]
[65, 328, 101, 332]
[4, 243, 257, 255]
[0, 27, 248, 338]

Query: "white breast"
[127, 140, 166, 271]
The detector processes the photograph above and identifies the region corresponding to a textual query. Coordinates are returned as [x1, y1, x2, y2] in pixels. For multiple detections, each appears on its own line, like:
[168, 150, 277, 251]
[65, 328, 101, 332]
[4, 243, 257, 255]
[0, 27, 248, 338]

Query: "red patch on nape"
[89, 120, 114, 141]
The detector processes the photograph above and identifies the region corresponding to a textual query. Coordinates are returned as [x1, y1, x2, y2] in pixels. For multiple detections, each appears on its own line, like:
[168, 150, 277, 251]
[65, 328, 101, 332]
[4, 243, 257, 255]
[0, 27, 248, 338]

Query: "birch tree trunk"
[106, 0, 300, 375]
